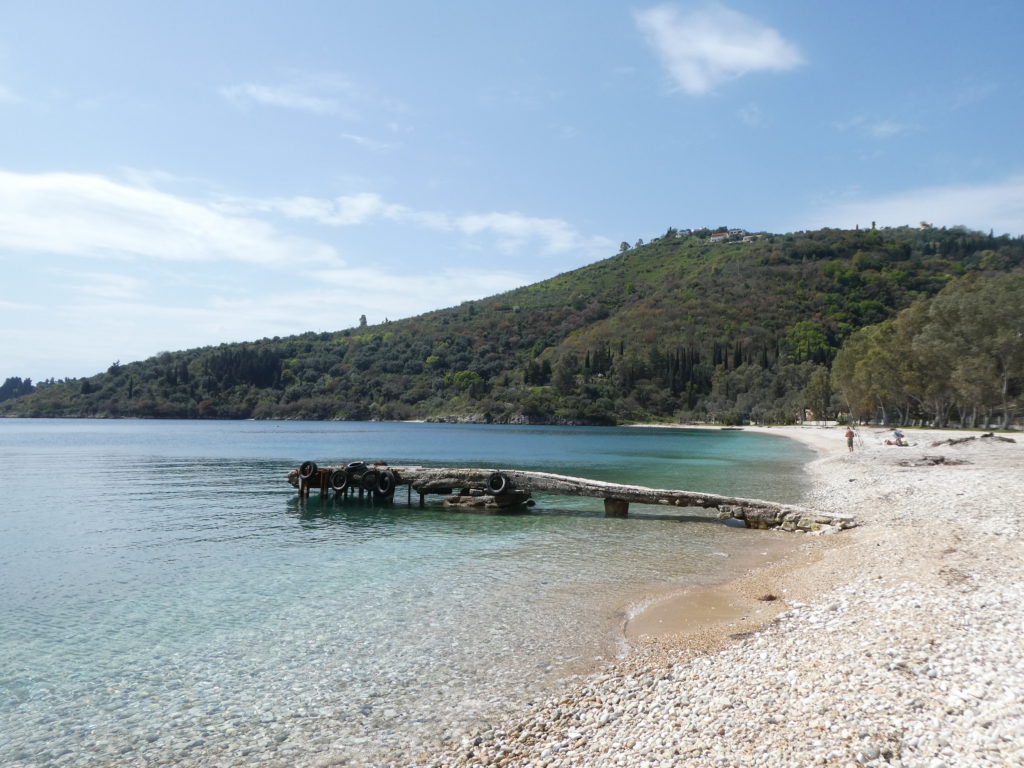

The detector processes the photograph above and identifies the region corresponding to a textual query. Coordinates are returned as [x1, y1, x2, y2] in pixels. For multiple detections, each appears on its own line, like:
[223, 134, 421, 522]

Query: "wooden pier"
[287, 461, 855, 533]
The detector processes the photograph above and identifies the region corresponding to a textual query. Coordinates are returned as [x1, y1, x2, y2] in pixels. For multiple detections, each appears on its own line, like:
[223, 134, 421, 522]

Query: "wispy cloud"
[220, 191, 612, 257]
[947, 79, 998, 110]
[455, 212, 587, 254]
[216, 192, 408, 227]
[635, 3, 803, 96]
[339, 132, 396, 151]
[220, 72, 360, 116]
[800, 175, 1024, 235]
[0, 83, 18, 103]
[221, 83, 340, 114]
[737, 103, 762, 126]
[836, 115, 914, 139]
[0, 170, 338, 265]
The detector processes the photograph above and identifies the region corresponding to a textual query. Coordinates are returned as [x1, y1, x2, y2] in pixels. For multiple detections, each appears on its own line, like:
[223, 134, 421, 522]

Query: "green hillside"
[5, 225, 1022, 424]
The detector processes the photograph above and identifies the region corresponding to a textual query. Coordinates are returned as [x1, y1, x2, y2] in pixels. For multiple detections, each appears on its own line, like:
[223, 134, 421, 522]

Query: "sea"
[0, 419, 814, 767]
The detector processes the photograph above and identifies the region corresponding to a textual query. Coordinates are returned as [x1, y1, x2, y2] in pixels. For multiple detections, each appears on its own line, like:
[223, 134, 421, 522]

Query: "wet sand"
[622, 424, 843, 653]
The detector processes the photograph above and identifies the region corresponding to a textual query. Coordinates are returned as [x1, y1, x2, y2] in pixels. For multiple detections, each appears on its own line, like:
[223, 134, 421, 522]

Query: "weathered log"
[981, 432, 1016, 443]
[931, 436, 977, 447]
[930, 432, 1016, 447]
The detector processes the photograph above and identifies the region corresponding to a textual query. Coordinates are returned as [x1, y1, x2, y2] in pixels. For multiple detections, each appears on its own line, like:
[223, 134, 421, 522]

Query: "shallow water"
[0, 420, 812, 766]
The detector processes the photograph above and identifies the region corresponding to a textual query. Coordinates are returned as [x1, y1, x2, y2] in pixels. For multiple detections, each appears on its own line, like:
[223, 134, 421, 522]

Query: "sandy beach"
[422, 424, 1024, 767]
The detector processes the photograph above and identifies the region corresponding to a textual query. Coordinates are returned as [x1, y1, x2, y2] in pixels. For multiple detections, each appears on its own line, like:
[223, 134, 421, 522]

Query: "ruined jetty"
[287, 461, 855, 533]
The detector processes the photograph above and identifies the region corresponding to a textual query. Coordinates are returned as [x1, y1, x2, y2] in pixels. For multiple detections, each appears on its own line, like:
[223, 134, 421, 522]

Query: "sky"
[2, 1, 1023, 383]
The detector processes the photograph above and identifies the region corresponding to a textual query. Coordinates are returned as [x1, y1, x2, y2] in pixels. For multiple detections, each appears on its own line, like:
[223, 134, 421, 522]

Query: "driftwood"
[899, 455, 970, 467]
[930, 432, 1017, 447]
[288, 464, 855, 532]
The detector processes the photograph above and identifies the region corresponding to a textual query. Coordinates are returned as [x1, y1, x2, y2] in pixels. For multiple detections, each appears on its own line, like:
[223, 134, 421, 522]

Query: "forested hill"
[5, 225, 1023, 425]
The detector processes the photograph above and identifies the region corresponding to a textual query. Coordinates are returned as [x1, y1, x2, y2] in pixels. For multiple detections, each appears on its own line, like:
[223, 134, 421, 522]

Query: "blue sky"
[3, 1, 1023, 382]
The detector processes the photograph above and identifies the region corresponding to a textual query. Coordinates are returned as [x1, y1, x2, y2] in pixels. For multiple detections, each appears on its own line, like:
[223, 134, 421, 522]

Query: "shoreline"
[425, 424, 1024, 767]
[620, 425, 847, 657]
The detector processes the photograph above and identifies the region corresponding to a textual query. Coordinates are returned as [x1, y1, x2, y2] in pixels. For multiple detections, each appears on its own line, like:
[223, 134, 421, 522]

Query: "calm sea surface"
[0, 420, 813, 767]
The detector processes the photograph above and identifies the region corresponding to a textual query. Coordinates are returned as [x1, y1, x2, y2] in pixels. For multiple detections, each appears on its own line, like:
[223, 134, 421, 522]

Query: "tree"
[802, 367, 832, 423]
[785, 320, 833, 363]
[552, 353, 580, 395]
[0, 376, 34, 402]
[917, 274, 1024, 427]
[619, 241, 631, 253]
[359, 314, 368, 328]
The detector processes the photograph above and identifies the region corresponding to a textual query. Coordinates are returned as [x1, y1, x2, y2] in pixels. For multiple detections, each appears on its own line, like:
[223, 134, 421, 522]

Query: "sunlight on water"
[0, 420, 812, 767]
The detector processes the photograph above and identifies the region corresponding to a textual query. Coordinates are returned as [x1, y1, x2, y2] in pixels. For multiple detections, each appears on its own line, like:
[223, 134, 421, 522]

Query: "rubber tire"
[376, 469, 395, 495]
[360, 469, 379, 492]
[487, 472, 510, 495]
[299, 461, 318, 480]
[346, 461, 367, 472]
[330, 469, 349, 492]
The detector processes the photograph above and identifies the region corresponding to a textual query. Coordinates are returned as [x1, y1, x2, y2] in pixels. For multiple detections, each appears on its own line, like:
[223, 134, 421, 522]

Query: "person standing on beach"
[845, 426, 855, 452]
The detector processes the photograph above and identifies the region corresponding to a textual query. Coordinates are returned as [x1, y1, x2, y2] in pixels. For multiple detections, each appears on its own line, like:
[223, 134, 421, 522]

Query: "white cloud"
[0, 83, 18, 103]
[220, 191, 610, 258]
[865, 120, 910, 139]
[221, 83, 338, 114]
[456, 212, 583, 254]
[215, 192, 410, 227]
[339, 133, 396, 151]
[0, 170, 338, 265]
[220, 72, 359, 116]
[800, 175, 1024, 236]
[836, 115, 913, 139]
[635, 3, 803, 95]
[737, 103, 762, 126]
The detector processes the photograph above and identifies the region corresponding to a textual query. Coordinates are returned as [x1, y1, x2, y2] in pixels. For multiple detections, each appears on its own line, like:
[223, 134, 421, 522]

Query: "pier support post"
[604, 498, 629, 517]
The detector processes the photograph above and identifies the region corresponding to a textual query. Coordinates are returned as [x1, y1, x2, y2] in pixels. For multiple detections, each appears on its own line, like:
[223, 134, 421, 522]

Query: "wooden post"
[604, 498, 629, 517]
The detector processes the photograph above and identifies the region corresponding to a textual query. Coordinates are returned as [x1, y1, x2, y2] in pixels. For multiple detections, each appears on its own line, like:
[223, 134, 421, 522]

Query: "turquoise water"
[0, 420, 813, 767]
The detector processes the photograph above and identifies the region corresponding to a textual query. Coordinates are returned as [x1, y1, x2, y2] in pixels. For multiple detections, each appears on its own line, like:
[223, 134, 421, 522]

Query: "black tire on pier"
[330, 469, 349, 492]
[360, 469, 379, 492]
[487, 472, 511, 495]
[299, 461, 318, 480]
[376, 469, 396, 496]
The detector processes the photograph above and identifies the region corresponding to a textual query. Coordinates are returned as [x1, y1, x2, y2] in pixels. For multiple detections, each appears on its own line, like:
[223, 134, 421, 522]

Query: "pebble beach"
[421, 425, 1024, 768]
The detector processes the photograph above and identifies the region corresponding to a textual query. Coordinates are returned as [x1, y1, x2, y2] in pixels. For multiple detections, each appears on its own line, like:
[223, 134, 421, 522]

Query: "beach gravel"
[421, 427, 1024, 768]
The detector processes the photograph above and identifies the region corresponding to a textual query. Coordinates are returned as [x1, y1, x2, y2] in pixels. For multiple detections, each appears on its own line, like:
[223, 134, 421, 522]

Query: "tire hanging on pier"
[376, 469, 396, 495]
[487, 471, 511, 495]
[330, 469, 349, 492]
[299, 461, 318, 480]
[360, 468, 379, 492]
